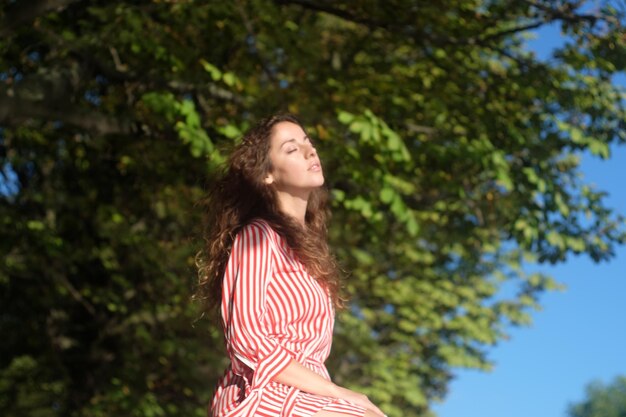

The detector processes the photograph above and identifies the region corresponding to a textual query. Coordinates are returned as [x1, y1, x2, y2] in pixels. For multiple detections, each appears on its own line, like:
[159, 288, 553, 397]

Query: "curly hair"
[195, 114, 344, 315]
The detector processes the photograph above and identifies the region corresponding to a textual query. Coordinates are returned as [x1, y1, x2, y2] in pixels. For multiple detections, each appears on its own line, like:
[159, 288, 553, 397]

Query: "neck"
[274, 189, 310, 226]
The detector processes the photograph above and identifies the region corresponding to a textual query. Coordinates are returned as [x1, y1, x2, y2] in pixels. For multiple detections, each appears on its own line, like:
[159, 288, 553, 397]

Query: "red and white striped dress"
[210, 219, 366, 417]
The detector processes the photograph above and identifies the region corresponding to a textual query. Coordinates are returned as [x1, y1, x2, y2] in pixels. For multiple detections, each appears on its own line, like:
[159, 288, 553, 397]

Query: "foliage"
[1, 1, 625, 416]
[568, 376, 626, 417]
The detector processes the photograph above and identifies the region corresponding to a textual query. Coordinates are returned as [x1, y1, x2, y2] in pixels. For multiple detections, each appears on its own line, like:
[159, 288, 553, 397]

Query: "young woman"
[197, 114, 385, 417]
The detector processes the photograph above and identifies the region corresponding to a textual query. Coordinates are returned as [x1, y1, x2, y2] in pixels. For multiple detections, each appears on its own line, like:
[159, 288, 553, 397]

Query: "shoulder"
[246, 218, 275, 233]
[235, 219, 279, 246]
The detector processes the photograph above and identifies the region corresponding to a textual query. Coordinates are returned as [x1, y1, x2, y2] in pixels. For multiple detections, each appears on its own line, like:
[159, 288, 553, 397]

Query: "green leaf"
[380, 187, 394, 204]
[200, 59, 222, 80]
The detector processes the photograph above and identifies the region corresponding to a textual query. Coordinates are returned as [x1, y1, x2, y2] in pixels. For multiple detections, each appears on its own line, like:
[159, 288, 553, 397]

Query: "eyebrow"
[279, 136, 309, 148]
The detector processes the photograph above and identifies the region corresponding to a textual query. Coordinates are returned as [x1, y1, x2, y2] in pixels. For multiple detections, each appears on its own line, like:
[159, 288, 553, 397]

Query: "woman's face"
[264, 121, 324, 196]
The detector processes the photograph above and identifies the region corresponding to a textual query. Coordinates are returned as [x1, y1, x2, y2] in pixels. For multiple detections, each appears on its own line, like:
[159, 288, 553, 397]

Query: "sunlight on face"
[264, 121, 324, 198]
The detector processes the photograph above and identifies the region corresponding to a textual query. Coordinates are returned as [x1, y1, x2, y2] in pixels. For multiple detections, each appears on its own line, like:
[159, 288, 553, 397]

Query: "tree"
[1, 1, 625, 416]
[568, 376, 626, 417]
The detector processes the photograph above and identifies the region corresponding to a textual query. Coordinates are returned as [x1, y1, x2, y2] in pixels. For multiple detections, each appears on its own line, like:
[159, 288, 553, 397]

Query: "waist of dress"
[230, 352, 325, 372]
[301, 356, 323, 366]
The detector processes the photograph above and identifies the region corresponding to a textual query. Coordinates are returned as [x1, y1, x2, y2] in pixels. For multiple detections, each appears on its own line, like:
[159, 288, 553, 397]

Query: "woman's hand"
[330, 385, 386, 417]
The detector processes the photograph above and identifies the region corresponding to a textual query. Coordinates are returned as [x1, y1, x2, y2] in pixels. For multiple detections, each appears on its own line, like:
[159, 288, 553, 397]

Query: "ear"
[264, 173, 274, 185]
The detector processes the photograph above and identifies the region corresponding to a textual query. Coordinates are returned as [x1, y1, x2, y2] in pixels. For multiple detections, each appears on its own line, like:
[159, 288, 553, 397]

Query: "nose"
[304, 142, 316, 158]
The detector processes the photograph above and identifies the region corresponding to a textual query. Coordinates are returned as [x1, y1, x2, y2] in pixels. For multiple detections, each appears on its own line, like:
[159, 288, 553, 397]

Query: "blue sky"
[433, 11, 626, 417]
[433, 148, 626, 417]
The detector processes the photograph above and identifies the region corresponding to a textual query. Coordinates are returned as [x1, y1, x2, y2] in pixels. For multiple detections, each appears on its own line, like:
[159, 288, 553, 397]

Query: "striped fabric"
[210, 219, 366, 417]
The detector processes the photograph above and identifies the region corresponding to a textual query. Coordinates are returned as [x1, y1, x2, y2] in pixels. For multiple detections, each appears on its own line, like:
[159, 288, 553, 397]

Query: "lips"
[308, 161, 322, 171]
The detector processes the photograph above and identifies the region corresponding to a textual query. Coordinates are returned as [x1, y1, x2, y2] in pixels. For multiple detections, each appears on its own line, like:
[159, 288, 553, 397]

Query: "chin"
[312, 177, 325, 187]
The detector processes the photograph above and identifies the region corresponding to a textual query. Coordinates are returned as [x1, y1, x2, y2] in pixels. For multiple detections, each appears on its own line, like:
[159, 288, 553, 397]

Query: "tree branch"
[477, 20, 546, 44]
[235, 0, 280, 84]
[63, 43, 246, 104]
[275, 0, 610, 47]
[274, 0, 393, 31]
[0, 95, 135, 136]
[523, 0, 602, 24]
[0, 0, 82, 37]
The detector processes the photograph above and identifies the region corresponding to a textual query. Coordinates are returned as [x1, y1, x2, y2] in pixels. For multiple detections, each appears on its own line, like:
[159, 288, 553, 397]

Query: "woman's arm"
[273, 359, 386, 417]
[222, 224, 295, 388]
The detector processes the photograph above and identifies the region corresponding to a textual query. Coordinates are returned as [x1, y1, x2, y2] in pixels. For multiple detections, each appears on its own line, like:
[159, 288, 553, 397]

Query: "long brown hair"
[195, 114, 343, 315]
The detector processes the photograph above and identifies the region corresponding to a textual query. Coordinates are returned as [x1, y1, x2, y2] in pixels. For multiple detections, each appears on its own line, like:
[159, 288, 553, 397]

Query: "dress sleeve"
[221, 222, 294, 389]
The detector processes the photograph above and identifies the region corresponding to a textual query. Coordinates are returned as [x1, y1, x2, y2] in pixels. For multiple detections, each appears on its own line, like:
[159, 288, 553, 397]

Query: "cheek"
[274, 159, 302, 179]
